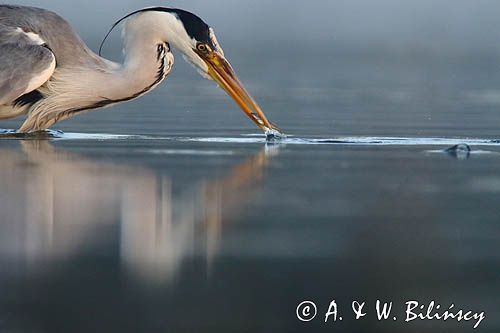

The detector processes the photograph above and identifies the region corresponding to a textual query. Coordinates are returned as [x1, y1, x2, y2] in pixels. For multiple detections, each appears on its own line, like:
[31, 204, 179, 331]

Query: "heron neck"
[102, 18, 173, 101]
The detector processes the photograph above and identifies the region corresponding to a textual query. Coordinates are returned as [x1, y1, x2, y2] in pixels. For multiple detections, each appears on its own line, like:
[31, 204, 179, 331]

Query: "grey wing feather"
[0, 23, 55, 105]
[0, 5, 109, 68]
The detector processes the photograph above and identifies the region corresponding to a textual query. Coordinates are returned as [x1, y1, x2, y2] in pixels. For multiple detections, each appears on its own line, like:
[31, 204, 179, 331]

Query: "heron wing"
[0, 23, 55, 105]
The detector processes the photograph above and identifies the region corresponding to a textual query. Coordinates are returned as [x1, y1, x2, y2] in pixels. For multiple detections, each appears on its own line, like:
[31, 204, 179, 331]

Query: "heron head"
[166, 8, 280, 133]
[101, 7, 279, 133]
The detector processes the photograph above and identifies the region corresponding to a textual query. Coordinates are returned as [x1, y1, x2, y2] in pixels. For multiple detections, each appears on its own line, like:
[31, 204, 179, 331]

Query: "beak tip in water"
[202, 51, 282, 135]
[265, 127, 287, 141]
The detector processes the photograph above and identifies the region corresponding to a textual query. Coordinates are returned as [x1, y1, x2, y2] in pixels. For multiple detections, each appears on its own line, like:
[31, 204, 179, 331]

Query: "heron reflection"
[0, 141, 278, 283]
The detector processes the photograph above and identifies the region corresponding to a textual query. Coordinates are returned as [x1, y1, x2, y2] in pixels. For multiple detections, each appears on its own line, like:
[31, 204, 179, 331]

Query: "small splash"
[445, 144, 472, 160]
[427, 144, 499, 158]
[265, 128, 287, 142]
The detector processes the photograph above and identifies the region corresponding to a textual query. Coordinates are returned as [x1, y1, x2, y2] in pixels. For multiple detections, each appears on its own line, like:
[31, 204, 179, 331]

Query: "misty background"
[8, 0, 500, 56]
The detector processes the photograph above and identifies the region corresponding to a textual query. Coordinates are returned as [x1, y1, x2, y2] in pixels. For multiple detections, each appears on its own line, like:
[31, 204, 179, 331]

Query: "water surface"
[0, 53, 499, 332]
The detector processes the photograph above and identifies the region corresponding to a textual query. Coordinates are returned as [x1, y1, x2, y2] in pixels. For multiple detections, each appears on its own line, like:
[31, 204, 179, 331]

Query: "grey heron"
[0, 5, 280, 134]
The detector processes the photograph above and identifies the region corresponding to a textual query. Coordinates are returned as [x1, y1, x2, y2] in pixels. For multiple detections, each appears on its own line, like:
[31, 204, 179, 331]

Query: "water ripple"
[1, 129, 500, 147]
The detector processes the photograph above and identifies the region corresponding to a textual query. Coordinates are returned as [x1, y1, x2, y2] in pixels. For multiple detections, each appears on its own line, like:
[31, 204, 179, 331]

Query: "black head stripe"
[169, 9, 211, 45]
[99, 7, 213, 56]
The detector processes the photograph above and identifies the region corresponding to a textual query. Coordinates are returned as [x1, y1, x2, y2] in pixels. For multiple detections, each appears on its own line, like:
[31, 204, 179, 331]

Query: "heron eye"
[197, 43, 208, 52]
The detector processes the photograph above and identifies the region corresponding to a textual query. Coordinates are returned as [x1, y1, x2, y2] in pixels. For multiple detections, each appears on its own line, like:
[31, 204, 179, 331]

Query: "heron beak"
[197, 50, 280, 133]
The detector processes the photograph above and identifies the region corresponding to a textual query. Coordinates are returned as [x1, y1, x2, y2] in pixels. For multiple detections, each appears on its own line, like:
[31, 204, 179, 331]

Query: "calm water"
[0, 51, 499, 332]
